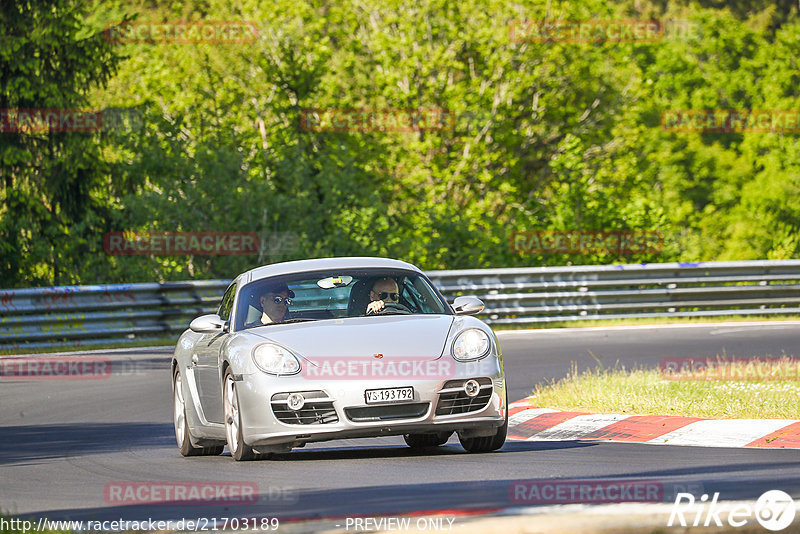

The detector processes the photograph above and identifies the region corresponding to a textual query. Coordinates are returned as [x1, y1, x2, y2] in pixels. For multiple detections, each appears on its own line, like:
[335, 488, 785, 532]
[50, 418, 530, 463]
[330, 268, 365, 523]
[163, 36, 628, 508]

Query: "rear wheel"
[173, 369, 224, 457]
[458, 394, 508, 453]
[403, 431, 452, 449]
[223, 370, 256, 461]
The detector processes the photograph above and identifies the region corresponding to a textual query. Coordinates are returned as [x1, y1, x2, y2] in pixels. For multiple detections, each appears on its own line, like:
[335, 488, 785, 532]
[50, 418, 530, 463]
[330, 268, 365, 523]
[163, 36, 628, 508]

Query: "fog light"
[464, 379, 480, 397]
[286, 393, 305, 411]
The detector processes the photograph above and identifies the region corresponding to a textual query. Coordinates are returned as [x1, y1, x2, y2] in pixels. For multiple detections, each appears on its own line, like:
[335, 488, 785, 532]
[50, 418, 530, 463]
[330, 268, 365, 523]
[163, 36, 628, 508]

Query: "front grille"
[435, 378, 493, 415]
[345, 402, 429, 422]
[271, 391, 338, 425]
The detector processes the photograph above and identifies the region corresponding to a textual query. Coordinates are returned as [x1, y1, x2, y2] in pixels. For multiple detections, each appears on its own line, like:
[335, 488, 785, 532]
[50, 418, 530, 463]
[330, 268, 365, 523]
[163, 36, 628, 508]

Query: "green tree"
[0, 0, 123, 287]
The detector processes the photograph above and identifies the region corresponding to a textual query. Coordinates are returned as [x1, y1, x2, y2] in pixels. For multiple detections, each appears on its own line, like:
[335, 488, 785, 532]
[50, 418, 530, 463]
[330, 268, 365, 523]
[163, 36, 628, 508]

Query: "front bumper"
[236, 357, 506, 448]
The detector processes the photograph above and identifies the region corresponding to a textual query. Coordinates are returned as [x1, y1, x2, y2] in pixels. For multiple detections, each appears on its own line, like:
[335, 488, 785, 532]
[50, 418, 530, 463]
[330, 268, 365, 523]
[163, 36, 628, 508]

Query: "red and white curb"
[508, 397, 800, 449]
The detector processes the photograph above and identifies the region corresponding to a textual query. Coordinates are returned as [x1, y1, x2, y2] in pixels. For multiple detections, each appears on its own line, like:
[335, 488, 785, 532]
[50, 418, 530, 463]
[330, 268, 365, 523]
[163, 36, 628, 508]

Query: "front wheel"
[173, 369, 223, 457]
[223, 370, 256, 461]
[458, 394, 508, 453]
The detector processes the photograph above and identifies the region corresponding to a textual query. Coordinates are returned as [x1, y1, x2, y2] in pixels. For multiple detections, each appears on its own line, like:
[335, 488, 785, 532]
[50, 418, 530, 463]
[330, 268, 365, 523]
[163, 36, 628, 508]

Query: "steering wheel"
[367, 302, 412, 315]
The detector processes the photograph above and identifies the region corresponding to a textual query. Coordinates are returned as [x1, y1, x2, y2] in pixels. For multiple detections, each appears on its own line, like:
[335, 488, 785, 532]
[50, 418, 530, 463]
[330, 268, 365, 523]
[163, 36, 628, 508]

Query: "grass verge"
[529, 362, 800, 419]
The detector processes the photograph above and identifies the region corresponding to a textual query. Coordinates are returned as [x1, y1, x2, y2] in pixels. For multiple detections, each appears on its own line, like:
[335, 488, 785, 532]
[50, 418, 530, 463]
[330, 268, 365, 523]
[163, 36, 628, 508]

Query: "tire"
[403, 431, 452, 449]
[173, 368, 224, 457]
[458, 394, 508, 453]
[223, 369, 256, 461]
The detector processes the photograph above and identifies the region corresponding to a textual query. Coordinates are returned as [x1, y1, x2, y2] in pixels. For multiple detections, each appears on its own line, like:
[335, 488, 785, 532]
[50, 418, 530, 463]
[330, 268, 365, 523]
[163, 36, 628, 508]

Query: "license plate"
[365, 386, 414, 404]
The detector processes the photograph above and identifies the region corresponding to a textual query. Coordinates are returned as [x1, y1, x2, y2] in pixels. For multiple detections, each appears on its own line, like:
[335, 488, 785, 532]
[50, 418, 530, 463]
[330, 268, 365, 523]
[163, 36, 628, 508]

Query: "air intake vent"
[435, 377, 492, 415]
[271, 391, 338, 425]
[345, 403, 429, 422]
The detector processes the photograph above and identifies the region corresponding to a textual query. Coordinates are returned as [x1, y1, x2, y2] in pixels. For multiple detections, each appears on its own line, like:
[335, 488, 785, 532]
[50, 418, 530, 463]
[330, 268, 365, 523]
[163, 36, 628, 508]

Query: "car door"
[194, 283, 235, 423]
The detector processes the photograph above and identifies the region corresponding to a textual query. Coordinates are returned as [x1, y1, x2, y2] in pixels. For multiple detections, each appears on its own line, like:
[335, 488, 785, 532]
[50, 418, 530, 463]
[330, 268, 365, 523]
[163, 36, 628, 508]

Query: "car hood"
[246, 315, 455, 364]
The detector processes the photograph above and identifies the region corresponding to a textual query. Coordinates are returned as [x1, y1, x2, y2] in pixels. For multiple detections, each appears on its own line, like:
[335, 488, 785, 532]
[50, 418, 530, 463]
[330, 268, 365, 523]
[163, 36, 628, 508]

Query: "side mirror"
[452, 296, 485, 316]
[189, 314, 226, 333]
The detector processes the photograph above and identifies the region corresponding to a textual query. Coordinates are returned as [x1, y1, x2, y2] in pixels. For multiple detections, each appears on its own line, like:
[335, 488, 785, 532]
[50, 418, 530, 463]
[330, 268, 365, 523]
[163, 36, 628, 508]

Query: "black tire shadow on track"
[0, 424, 590, 466]
[0, 422, 174, 465]
[261, 440, 596, 462]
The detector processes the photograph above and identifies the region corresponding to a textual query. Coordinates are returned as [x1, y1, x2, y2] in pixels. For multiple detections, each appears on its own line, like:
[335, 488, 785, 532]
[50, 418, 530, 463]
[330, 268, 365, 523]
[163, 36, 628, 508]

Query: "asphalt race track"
[2, 322, 800, 526]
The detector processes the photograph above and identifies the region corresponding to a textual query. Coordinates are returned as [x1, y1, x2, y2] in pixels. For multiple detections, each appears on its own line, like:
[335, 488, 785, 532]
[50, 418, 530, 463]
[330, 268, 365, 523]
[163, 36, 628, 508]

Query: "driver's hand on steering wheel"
[366, 300, 386, 314]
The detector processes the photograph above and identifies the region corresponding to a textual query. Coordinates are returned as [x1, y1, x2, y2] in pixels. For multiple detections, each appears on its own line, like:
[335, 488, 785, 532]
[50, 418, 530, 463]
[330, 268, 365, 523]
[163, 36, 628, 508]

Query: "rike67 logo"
[669, 490, 796, 531]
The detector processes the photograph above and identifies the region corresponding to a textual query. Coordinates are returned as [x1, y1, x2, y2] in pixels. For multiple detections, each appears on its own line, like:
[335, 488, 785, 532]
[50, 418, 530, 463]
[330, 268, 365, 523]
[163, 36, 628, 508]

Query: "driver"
[366, 277, 401, 314]
[259, 283, 295, 324]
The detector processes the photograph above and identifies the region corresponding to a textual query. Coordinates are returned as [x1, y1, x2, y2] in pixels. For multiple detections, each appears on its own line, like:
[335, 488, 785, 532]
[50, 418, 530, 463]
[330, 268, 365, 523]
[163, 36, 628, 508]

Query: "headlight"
[452, 328, 491, 362]
[252, 343, 302, 375]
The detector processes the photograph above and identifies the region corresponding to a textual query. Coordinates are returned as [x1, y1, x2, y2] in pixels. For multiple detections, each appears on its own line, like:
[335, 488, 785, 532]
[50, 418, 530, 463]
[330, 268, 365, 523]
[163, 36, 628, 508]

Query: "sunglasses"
[377, 292, 399, 301]
[270, 296, 292, 305]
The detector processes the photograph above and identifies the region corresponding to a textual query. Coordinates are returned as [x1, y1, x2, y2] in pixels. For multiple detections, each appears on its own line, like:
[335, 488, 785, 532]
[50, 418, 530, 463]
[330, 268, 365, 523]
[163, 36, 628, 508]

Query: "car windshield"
[234, 268, 450, 331]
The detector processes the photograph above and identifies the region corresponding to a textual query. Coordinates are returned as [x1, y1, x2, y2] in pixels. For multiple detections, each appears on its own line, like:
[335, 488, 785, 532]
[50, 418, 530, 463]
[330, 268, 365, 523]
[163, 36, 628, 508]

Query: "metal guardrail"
[425, 260, 800, 324]
[0, 281, 229, 350]
[2, 260, 800, 350]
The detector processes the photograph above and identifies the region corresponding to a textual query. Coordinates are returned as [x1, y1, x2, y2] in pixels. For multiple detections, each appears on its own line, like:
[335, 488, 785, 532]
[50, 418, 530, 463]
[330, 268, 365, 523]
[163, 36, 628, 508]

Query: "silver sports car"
[171, 257, 507, 461]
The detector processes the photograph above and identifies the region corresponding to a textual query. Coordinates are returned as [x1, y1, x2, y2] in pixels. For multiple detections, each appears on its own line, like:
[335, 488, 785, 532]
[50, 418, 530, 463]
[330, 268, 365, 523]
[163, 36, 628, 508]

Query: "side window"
[402, 278, 427, 313]
[218, 284, 236, 322]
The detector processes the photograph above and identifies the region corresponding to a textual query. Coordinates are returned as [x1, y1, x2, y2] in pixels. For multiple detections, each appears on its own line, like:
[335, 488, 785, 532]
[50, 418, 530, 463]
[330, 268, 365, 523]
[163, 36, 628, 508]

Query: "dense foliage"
[1, 0, 799, 287]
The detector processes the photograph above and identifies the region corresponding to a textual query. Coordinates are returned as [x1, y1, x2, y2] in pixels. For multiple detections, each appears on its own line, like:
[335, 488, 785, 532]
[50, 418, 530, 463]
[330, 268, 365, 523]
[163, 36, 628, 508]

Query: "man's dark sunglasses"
[378, 292, 399, 301]
[271, 296, 292, 305]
